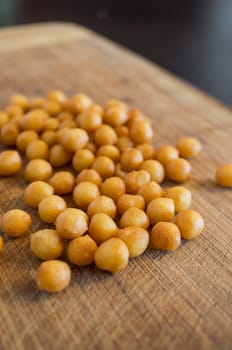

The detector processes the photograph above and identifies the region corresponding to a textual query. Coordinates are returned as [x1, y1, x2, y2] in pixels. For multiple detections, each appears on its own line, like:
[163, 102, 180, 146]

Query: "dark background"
[0, 0, 232, 106]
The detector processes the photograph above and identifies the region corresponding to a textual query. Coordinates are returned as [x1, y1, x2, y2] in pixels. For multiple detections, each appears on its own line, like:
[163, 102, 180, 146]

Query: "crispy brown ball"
[73, 182, 100, 210]
[49, 171, 75, 195]
[1, 209, 32, 237]
[67, 235, 97, 266]
[166, 158, 192, 183]
[0, 150, 22, 176]
[24, 159, 53, 182]
[151, 222, 181, 251]
[94, 237, 129, 273]
[87, 195, 117, 219]
[174, 210, 205, 240]
[88, 213, 118, 244]
[117, 194, 145, 215]
[76, 169, 102, 187]
[120, 207, 149, 229]
[101, 177, 126, 202]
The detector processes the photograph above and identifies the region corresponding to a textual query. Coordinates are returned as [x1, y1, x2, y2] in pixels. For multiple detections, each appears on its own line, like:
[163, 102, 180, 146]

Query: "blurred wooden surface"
[0, 23, 231, 350]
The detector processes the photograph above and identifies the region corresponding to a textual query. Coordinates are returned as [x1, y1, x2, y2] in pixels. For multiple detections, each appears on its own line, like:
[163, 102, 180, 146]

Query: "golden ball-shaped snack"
[72, 149, 95, 172]
[44, 117, 59, 131]
[88, 213, 118, 244]
[151, 222, 181, 251]
[1, 123, 19, 146]
[43, 99, 62, 116]
[24, 159, 53, 181]
[136, 143, 156, 160]
[140, 160, 164, 184]
[92, 156, 115, 179]
[24, 181, 54, 208]
[176, 137, 202, 158]
[94, 238, 129, 274]
[123, 170, 151, 194]
[41, 130, 57, 147]
[166, 158, 192, 183]
[117, 227, 149, 258]
[130, 120, 153, 144]
[0, 150, 22, 176]
[25, 140, 49, 160]
[87, 195, 117, 219]
[155, 145, 179, 166]
[146, 198, 175, 225]
[138, 181, 163, 205]
[20, 109, 48, 132]
[78, 109, 102, 132]
[61, 128, 89, 152]
[49, 171, 75, 195]
[100, 177, 126, 202]
[103, 106, 128, 127]
[6, 104, 23, 118]
[76, 169, 102, 187]
[120, 148, 144, 171]
[36, 260, 71, 293]
[71, 93, 92, 114]
[117, 194, 145, 215]
[163, 186, 192, 212]
[73, 182, 100, 210]
[96, 145, 120, 163]
[55, 208, 88, 239]
[49, 144, 72, 168]
[216, 164, 232, 187]
[30, 97, 45, 109]
[57, 111, 74, 123]
[38, 195, 67, 223]
[115, 125, 129, 137]
[174, 210, 205, 240]
[116, 136, 134, 151]
[1, 209, 32, 238]
[94, 124, 118, 145]
[16, 130, 39, 152]
[47, 90, 66, 103]
[67, 235, 97, 266]
[30, 229, 64, 260]
[120, 207, 149, 229]
[10, 94, 30, 110]
[105, 99, 127, 111]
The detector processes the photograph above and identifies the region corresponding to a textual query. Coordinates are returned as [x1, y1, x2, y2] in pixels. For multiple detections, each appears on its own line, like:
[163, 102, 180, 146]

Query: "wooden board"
[0, 23, 231, 350]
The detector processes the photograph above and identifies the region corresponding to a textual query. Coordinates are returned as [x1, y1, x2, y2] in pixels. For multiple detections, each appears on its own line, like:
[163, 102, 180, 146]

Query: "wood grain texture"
[0, 23, 231, 350]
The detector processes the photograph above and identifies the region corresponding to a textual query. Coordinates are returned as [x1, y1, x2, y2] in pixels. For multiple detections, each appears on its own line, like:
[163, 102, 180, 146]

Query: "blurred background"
[0, 0, 231, 106]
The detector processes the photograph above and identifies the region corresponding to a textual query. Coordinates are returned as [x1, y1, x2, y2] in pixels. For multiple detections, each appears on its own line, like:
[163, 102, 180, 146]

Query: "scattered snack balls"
[0, 92, 212, 293]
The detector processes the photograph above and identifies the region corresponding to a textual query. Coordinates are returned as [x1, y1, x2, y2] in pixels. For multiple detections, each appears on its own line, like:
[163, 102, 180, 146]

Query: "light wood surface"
[0, 23, 231, 350]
